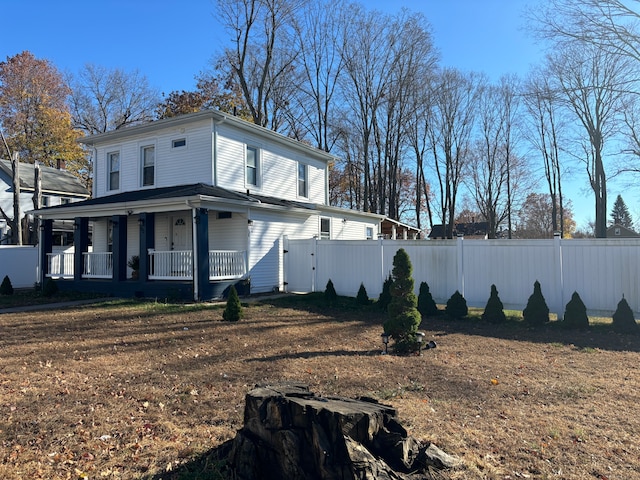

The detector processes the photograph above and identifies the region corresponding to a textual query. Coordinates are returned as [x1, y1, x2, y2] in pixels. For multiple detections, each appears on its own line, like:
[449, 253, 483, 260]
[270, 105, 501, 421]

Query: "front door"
[171, 216, 191, 276]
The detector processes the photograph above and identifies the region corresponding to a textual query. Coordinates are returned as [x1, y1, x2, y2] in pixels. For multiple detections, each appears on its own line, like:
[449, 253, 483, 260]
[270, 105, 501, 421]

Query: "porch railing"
[148, 249, 193, 280]
[83, 252, 113, 279]
[46, 252, 74, 279]
[209, 250, 247, 280]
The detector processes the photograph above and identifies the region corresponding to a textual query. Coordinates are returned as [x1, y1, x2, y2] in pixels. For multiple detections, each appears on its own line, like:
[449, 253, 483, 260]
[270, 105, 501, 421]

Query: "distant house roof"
[0, 159, 89, 198]
[606, 224, 639, 238]
[428, 222, 489, 239]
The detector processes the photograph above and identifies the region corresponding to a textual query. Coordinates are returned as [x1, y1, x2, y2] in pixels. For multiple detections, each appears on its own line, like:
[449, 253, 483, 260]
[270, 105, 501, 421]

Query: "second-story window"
[246, 146, 258, 187]
[298, 162, 308, 197]
[141, 145, 155, 186]
[108, 151, 120, 190]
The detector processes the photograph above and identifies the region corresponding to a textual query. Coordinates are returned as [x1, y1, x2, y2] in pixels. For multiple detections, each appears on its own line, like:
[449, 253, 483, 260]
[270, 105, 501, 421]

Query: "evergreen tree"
[383, 249, 421, 353]
[610, 194, 633, 229]
[482, 284, 506, 324]
[356, 283, 370, 305]
[378, 274, 393, 311]
[324, 279, 337, 304]
[612, 296, 638, 333]
[523, 280, 549, 326]
[445, 290, 468, 319]
[0, 275, 13, 295]
[222, 285, 243, 321]
[563, 291, 589, 329]
[417, 281, 439, 317]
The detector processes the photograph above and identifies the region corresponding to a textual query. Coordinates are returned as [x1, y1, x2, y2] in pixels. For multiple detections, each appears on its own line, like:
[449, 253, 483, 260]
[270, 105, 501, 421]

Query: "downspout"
[186, 200, 198, 301]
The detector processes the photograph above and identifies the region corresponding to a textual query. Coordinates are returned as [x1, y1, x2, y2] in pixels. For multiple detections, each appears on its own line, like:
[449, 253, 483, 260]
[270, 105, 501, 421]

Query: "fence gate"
[283, 237, 315, 293]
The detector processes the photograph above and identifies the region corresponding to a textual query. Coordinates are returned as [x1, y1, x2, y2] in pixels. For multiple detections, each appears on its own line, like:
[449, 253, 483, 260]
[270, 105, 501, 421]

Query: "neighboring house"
[35, 110, 385, 300]
[606, 224, 639, 238]
[0, 159, 90, 245]
[428, 222, 489, 240]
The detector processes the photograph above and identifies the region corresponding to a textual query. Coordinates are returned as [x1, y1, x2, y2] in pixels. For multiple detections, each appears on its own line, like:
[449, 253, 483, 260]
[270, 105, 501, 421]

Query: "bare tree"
[428, 69, 481, 238]
[69, 64, 159, 134]
[548, 44, 633, 237]
[522, 67, 568, 236]
[216, 0, 305, 129]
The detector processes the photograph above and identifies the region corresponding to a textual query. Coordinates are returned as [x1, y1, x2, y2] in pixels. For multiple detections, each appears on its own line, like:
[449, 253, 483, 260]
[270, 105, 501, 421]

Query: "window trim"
[246, 145, 259, 188]
[140, 144, 156, 187]
[298, 162, 308, 198]
[320, 217, 331, 240]
[107, 151, 120, 191]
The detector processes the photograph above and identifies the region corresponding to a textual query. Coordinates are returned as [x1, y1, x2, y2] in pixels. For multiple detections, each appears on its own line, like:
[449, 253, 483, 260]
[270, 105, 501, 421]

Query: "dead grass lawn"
[1, 296, 639, 479]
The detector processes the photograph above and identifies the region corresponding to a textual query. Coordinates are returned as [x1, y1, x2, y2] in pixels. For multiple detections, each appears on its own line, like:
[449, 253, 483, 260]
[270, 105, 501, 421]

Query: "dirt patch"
[0, 297, 639, 479]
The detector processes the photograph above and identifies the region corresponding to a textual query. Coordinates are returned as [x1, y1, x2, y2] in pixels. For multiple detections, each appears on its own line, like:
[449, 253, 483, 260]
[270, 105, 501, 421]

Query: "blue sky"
[1, 0, 604, 228]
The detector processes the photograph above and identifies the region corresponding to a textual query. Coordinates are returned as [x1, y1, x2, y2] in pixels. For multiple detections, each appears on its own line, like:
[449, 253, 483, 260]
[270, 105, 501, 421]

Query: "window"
[108, 152, 120, 190]
[141, 145, 155, 186]
[615, 227, 621, 236]
[366, 227, 374, 239]
[60, 197, 71, 205]
[172, 138, 186, 148]
[217, 212, 232, 219]
[320, 217, 331, 240]
[107, 220, 114, 252]
[42, 195, 50, 207]
[246, 146, 258, 186]
[298, 162, 308, 197]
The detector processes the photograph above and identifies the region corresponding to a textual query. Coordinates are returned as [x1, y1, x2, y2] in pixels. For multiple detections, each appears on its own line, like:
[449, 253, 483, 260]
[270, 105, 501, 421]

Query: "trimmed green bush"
[482, 284, 506, 324]
[222, 285, 243, 321]
[42, 278, 58, 297]
[417, 281, 439, 317]
[612, 296, 638, 333]
[383, 249, 421, 354]
[562, 291, 589, 329]
[324, 279, 337, 304]
[523, 280, 549, 326]
[445, 290, 468, 319]
[0, 275, 14, 295]
[378, 274, 393, 311]
[356, 283, 370, 305]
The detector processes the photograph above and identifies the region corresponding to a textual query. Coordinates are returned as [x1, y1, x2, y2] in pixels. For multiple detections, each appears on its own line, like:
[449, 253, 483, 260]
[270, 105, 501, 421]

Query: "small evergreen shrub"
[562, 291, 589, 329]
[522, 280, 549, 326]
[417, 282, 439, 317]
[445, 290, 468, 319]
[378, 274, 393, 311]
[0, 275, 14, 295]
[612, 296, 638, 333]
[324, 279, 337, 304]
[356, 283, 370, 305]
[482, 284, 506, 324]
[383, 249, 421, 354]
[222, 285, 243, 321]
[42, 278, 58, 297]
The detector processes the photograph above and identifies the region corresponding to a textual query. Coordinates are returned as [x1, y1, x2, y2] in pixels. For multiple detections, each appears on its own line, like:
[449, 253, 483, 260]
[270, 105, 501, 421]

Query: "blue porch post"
[138, 212, 155, 281]
[195, 208, 210, 300]
[39, 219, 53, 285]
[112, 215, 127, 283]
[73, 217, 89, 282]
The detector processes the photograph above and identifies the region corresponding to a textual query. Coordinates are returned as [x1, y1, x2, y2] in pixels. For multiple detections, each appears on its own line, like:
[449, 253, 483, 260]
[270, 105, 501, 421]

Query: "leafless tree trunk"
[522, 68, 567, 236]
[548, 44, 632, 237]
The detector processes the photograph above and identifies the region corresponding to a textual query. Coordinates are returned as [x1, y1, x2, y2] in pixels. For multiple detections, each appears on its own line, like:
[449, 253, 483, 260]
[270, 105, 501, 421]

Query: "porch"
[46, 250, 248, 281]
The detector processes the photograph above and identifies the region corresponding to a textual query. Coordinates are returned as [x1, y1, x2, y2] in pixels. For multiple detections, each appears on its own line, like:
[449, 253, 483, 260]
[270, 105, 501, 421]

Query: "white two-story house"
[35, 110, 384, 300]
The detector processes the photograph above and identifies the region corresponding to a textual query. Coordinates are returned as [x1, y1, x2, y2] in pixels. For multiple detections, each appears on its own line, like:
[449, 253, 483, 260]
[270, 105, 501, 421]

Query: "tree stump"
[228, 382, 460, 479]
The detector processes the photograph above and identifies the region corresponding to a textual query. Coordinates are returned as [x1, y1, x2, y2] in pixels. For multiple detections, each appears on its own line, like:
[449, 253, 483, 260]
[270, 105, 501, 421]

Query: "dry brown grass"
[1, 296, 639, 480]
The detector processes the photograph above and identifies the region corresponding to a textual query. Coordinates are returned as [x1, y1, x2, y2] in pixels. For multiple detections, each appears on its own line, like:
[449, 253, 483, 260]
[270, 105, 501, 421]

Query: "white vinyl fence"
[0, 245, 38, 288]
[283, 236, 640, 318]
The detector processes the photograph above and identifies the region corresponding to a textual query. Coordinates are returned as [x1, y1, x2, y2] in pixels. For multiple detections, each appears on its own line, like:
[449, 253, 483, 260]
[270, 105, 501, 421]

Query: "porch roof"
[33, 183, 317, 219]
